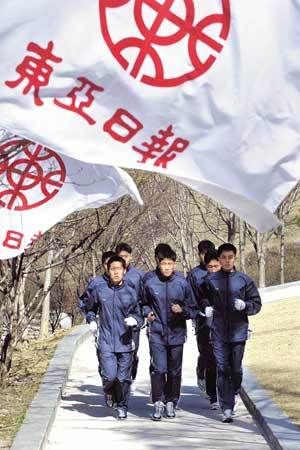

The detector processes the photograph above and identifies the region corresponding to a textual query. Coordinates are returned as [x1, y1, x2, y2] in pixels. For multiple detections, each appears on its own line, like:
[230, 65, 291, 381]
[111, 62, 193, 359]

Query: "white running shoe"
[210, 401, 219, 410]
[165, 401, 176, 418]
[105, 394, 113, 408]
[222, 409, 233, 423]
[116, 406, 127, 420]
[197, 377, 206, 393]
[151, 401, 165, 421]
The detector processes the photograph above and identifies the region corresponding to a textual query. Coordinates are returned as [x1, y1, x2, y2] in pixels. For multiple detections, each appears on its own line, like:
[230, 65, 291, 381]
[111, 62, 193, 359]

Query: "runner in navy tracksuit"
[78, 251, 115, 391]
[143, 244, 185, 379]
[81, 255, 143, 420]
[115, 243, 144, 387]
[142, 247, 199, 421]
[186, 240, 215, 396]
[188, 249, 221, 410]
[200, 243, 262, 423]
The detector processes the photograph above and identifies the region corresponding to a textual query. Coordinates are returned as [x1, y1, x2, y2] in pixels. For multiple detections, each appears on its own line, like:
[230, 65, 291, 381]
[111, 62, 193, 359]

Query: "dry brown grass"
[0, 329, 71, 450]
[245, 298, 300, 427]
[245, 242, 300, 286]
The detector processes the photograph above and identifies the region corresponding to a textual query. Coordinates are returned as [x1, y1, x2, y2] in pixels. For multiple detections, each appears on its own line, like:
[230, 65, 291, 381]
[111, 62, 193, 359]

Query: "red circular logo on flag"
[99, 0, 231, 87]
[0, 140, 66, 211]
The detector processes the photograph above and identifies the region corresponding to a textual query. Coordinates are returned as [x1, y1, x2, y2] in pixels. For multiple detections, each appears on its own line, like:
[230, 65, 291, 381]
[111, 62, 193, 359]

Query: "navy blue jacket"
[142, 269, 199, 346]
[187, 265, 207, 296]
[78, 273, 109, 316]
[81, 280, 143, 353]
[187, 265, 208, 330]
[200, 270, 261, 343]
[124, 265, 144, 295]
[89, 273, 109, 290]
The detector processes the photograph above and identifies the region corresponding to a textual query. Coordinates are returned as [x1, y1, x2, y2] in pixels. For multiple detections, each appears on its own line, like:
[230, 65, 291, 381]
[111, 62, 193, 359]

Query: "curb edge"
[241, 367, 300, 450]
[10, 324, 89, 450]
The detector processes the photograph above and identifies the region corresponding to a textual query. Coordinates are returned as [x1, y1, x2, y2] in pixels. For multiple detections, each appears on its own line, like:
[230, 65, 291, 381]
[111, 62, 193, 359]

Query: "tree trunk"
[0, 333, 12, 385]
[0, 286, 18, 385]
[239, 219, 246, 272]
[92, 252, 96, 278]
[39, 250, 53, 339]
[257, 232, 266, 288]
[17, 269, 28, 340]
[227, 212, 237, 243]
[280, 223, 285, 284]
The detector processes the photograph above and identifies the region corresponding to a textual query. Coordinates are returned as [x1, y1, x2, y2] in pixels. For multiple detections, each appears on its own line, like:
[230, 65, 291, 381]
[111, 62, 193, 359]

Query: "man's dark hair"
[107, 255, 127, 270]
[115, 242, 132, 254]
[157, 248, 176, 262]
[204, 250, 219, 265]
[154, 243, 172, 257]
[217, 243, 237, 256]
[198, 240, 215, 254]
[101, 251, 116, 265]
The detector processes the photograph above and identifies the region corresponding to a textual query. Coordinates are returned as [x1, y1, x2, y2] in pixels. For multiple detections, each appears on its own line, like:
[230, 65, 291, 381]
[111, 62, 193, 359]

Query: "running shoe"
[116, 406, 127, 420]
[151, 401, 165, 421]
[222, 409, 233, 423]
[165, 401, 176, 418]
[210, 401, 219, 410]
[105, 394, 113, 408]
[197, 377, 206, 393]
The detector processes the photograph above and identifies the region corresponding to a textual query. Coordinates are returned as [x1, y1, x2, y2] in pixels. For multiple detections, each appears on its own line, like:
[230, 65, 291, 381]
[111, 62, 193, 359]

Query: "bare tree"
[275, 182, 300, 284]
[239, 219, 246, 272]
[39, 250, 54, 339]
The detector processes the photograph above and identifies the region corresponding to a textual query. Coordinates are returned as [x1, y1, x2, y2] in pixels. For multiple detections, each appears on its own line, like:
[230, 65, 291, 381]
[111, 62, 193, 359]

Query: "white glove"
[89, 321, 98, 336]
[234, 299, 246, 311]
[205, 306, 214, 318]
[124, 317, 138, 327]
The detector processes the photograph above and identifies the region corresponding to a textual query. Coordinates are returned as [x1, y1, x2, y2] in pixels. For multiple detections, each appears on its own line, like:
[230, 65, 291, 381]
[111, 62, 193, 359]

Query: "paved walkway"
[259, 280, 300, 304]
[45, 327, 270, 450]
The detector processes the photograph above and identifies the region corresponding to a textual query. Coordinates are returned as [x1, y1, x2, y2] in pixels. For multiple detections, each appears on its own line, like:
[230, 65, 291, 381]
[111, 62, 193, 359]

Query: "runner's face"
[118, 250, 132, 267]
[159, 258, 175, 277]
[218, 251, 236, 272]
[109, 262, 125, 285]
[206, 259, 221, 273]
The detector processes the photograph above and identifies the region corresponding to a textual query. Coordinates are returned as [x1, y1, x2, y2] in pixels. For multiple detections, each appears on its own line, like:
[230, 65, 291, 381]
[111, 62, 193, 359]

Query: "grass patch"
[245, 298, 300, 427]
[245, 242, 300, 287]
[0, 329, 72, 450]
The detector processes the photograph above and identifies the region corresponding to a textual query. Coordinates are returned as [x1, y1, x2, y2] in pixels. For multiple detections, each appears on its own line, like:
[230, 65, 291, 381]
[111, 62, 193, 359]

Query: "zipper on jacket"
[112, 288, 116, 353]
[166, 281, 169, 345]
[225, 273, 230, 340]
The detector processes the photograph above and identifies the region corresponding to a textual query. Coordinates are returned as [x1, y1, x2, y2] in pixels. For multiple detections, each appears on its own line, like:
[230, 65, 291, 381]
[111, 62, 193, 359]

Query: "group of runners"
[79, 240, 262, 423]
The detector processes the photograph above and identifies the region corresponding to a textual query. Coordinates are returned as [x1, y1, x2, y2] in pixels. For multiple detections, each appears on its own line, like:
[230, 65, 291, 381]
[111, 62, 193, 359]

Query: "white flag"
[0, 0, 300, 231]
[0, 135, 142, 259]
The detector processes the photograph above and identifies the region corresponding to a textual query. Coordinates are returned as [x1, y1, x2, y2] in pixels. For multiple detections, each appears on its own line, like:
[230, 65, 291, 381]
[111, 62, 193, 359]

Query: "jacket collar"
[108, 279, 125, 290]
[155, 267, 175, 282]
[220, 268, 236, 276]
[103, 273, 110, 282]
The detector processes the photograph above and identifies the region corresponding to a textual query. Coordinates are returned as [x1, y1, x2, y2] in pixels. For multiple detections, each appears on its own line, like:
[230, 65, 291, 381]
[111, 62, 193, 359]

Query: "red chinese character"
[133, 125, 174, 163]
[133, 125, 189, 168]
[5, 41, 62, 106]
[3, 230, 23, 250]
[103, 109, 143, 143]
[54, 77, 104, 125]
[154, 137, 189, 169]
